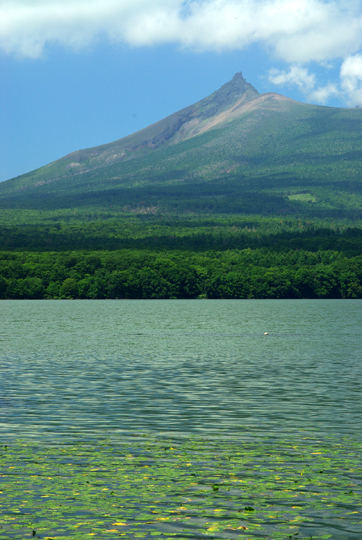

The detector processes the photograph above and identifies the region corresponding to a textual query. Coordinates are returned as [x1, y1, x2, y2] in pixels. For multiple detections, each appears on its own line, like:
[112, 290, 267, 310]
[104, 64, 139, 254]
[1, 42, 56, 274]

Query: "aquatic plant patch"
[0, 435, 361, 539]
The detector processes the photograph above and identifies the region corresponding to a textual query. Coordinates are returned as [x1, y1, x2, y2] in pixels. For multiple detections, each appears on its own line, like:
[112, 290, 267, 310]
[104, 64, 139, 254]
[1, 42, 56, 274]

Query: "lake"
[1, 299, 361, 441]
[1, 300, 362, 539]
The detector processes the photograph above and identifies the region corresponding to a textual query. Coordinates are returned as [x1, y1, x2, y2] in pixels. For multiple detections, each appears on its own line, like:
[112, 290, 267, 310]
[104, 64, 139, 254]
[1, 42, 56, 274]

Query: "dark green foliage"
[0, 214, 362, 255]
[1, 247, 362, 299]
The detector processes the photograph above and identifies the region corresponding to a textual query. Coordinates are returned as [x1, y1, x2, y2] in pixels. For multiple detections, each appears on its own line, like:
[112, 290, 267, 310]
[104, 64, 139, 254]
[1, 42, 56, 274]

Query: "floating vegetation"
[1, 434, 361, 539]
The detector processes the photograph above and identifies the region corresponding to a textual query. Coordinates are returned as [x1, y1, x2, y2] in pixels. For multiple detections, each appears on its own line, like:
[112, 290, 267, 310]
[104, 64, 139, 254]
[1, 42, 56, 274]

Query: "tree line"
[1, 219, 362, 258]
[1, 248, 361, 300]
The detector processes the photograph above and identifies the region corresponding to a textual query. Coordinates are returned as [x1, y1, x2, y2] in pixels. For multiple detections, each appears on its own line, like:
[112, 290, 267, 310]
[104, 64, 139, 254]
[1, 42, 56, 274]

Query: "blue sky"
[1, 0, 362, 183]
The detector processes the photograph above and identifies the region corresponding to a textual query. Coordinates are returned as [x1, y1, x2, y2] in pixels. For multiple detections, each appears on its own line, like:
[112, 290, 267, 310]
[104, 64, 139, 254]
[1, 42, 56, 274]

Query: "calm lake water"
[1, 299, 361, 442]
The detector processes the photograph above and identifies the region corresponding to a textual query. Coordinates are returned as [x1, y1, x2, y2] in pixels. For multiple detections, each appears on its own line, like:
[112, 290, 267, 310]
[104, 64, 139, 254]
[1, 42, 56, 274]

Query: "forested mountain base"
[1, 212, 362, 300]
[1, 247, 361, 300]
[1, 213, 362, 254]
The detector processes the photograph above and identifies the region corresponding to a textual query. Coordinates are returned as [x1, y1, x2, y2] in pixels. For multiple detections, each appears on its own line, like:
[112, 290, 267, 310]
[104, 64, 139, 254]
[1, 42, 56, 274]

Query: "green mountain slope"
[2, 73, 362, 299]
[1, 72, 362, 220]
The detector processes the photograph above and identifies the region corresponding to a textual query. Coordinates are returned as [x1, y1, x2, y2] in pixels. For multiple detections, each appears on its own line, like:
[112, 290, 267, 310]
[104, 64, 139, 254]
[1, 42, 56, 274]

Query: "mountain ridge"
[1, 72, 286, 191]
[59, 72, 260, 167]
[1, 72, 362, 224]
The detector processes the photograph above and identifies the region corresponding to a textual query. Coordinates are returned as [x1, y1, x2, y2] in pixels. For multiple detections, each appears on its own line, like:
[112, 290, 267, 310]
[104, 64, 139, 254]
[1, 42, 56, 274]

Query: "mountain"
[1, 72, 362, 220]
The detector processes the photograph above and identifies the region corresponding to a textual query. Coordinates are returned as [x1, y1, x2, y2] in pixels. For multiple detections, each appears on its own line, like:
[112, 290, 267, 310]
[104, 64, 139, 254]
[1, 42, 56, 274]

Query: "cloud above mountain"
[1, 0, 362, 106]
[268, 55, 362, 106]
[1, 0, 361, 63]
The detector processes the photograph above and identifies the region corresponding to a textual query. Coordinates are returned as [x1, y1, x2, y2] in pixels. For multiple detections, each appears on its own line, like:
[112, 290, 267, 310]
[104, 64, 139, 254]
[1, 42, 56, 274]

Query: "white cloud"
[0, 0, 362, 63]
[340, 54, 362, 106]
[309, 83, 339, 104]
[268, 65, 316, 92]
[268, 65, 342, 104]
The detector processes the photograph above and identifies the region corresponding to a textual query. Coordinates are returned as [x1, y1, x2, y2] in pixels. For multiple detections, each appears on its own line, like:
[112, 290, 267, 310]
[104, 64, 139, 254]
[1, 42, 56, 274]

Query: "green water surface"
[0, 300, 361, 539]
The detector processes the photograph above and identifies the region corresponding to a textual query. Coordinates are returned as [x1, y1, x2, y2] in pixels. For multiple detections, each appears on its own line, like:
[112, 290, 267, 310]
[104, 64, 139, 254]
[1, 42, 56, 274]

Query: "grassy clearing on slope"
[287, 194, 317, 203]
[1, 434, 361, 539]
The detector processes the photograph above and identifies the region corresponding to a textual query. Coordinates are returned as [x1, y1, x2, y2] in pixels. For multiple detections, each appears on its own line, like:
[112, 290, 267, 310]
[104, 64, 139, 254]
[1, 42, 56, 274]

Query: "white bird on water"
[264, 332, 268, 335]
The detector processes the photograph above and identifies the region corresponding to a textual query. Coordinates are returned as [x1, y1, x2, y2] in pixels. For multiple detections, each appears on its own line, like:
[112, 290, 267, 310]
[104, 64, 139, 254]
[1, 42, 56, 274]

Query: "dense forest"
[1, 213, 362, 254]
[1, 209, 362, 300]
[1, 245, 362, 300]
